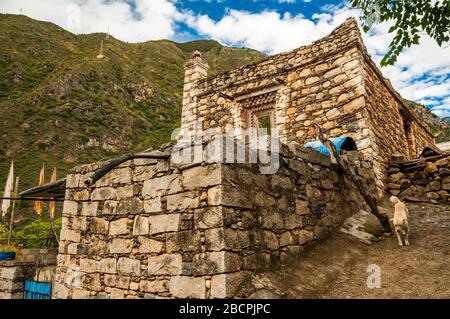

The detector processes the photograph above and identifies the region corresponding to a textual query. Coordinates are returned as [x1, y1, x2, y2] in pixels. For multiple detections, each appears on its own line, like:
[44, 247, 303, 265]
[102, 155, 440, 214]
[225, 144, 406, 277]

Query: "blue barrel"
[0, 252, 15, 260]
[24, 280, 52, 299]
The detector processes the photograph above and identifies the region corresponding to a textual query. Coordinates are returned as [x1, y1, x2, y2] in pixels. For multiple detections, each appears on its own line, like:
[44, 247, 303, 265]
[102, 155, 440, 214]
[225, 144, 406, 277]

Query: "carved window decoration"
[238, 90, 278, 136]
[239, 91, 277, 109]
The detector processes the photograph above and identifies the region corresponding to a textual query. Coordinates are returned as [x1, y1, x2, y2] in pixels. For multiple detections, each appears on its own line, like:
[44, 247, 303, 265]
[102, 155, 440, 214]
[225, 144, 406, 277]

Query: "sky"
[1, 0, 449, 118]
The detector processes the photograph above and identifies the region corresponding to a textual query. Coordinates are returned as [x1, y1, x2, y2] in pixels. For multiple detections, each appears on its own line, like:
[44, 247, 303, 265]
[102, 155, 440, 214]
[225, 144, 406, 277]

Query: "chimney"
[181, 50, 209, 133]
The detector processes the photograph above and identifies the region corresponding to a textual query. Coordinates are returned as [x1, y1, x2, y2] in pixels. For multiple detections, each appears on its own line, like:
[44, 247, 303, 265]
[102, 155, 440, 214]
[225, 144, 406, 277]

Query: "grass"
[0, 14, 265, 235]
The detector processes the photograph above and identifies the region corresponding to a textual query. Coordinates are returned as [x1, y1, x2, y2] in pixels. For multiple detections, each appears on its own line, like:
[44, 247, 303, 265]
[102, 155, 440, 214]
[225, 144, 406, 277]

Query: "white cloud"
[0, 0, 182, 42]
[362, 21, 450, 118]
[184, 9, 353, 54]
[430, 99, 450, 118]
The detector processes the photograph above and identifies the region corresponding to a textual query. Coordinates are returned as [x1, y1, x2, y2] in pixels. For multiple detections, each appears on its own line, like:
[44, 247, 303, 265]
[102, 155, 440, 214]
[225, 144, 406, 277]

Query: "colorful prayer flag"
[1, 160, 14, 217]
[49, 167, 57, 219]
[34, 164, 45, 215]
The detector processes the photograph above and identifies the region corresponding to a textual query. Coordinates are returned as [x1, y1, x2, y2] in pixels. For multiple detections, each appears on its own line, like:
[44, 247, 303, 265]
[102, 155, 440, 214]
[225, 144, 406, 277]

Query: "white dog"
[390, 196, 410, 246]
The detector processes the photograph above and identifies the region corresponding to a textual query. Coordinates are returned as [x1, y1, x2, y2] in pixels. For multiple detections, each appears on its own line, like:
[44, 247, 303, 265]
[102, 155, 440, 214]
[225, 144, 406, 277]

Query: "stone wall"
[206, 147, 373, 299]
[0, 261, 35, 299]
[180, 18, 435, 194]
[361, 50, 435, 192]
[53, 144, 374, 299]
[183, 19, 369, 148]
[387, 154, 450, 203]
[0, 248, 57, 299]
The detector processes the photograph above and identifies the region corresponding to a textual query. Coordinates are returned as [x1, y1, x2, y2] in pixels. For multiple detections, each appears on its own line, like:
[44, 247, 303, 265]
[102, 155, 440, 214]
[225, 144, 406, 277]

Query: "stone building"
[0, 249, 57, 299]
[181, 18, 435, 192]
[9, 18, 441, 299]
[51, 144, 374, 299]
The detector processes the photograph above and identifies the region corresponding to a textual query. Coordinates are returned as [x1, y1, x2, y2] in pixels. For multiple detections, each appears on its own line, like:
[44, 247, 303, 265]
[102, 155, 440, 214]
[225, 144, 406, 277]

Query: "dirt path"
[249, 202, 450, 298]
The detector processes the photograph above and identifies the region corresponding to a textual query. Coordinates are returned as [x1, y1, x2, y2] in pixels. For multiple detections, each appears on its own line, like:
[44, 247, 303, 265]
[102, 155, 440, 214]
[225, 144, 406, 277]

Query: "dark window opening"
[339, 137, 358, 153]
[400, 109, 415, 159]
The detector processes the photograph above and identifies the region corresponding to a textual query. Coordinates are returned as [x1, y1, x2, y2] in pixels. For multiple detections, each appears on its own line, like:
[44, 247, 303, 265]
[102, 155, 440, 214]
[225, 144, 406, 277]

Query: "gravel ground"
[249, 202, 450, 299]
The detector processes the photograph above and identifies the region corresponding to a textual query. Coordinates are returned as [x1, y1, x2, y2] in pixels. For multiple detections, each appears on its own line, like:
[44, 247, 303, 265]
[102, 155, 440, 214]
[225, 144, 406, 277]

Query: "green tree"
[350, 0, 450, 66]
[11, 218, 62, 248]
[0, 221, 8, 239]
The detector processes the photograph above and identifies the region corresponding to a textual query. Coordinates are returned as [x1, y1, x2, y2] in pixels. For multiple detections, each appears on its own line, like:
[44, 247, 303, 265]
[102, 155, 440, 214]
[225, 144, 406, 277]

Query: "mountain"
[0, 14, 448, 204]
[404, 100, 450, 143]
[0, 14, 266, 195]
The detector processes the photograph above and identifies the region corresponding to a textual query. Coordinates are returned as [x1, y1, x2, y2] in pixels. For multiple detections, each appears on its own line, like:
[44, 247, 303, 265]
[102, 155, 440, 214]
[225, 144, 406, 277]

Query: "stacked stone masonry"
[0, 262, 35, 299]
[181, 18, 435, 193]
[388, 154, 450, 203]
[53, 145, 375, 299]
[0, 249, 57, 299]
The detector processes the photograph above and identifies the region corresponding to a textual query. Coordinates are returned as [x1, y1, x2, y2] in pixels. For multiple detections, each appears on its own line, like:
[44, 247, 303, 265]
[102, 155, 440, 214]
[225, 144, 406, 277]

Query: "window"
[257, 114, 272, 136]
[248, 109, 274, 137]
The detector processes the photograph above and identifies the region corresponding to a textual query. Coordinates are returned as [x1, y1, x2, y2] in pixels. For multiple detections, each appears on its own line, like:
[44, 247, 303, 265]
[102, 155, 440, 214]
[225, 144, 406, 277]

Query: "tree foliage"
[11, 218, 62, 248]
[0, 222, 8, 239]
[0, 217, 61, 248]
[350, 0, 450, 66]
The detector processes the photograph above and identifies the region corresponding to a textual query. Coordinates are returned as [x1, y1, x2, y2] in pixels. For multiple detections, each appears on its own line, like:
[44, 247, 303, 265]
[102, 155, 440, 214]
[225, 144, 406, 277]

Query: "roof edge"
[202, 17, 361, 83]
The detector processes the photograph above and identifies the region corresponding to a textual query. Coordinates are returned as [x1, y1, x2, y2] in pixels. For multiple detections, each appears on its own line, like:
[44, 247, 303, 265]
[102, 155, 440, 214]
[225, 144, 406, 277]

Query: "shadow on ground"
[249, 202, 450, 298]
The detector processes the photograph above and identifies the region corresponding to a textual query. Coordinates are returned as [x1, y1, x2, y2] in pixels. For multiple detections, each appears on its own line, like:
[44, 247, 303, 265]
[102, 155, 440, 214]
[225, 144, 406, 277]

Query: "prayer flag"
[49, 167, 57, 219]
[34, 164, 45, 215]
[1, 161, 14, 216]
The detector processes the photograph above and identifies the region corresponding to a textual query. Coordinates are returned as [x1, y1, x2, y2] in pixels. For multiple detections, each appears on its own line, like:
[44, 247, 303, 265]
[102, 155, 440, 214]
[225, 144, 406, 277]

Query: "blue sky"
[1, 0, 449, 118]
[171, 0, 342, 42]
[174, 0, 339, 21]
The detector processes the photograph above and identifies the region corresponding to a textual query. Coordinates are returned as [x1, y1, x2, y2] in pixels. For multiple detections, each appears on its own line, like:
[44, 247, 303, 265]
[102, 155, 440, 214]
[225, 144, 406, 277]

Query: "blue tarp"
[304, 136, 356, 157]
[24, 280, 51, 299]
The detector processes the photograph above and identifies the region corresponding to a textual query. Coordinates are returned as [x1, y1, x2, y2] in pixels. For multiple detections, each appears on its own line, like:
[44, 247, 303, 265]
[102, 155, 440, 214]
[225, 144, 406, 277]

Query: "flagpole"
[7, 176, 19, 246]
[50, 217, 60, 246]
[49, 167, 59, 246]
[1, 160, 14, 219]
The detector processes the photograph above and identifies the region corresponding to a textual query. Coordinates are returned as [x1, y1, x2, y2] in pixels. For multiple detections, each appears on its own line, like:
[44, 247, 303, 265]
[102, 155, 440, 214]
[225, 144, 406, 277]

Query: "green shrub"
[0, 222, 8, 239]
[12, 218, 62, 248]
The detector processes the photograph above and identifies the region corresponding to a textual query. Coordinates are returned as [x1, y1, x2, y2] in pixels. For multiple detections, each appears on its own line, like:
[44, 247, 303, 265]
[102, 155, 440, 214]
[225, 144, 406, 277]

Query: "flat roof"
[18, 178, 66, 200]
